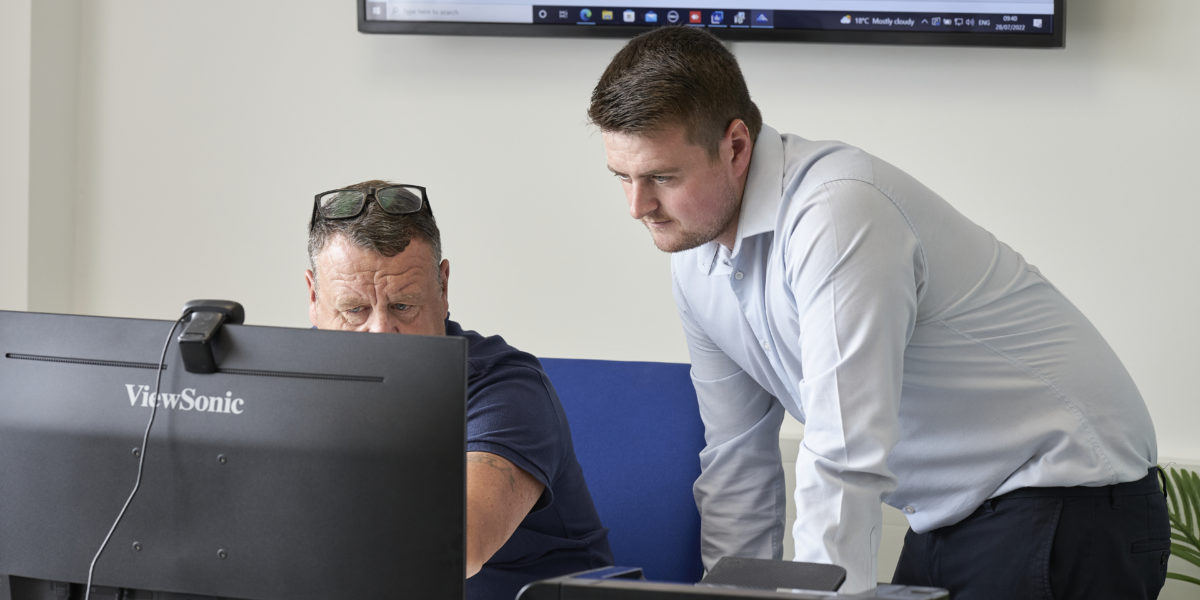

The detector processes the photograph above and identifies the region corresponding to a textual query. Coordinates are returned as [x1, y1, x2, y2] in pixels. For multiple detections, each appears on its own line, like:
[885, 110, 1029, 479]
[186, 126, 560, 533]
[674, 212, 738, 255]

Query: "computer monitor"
[0, 309, 468, 599]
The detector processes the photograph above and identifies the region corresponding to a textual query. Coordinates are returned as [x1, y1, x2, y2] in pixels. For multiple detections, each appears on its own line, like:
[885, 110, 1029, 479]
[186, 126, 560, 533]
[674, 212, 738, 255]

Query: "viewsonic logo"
[125, 384, 246, 415]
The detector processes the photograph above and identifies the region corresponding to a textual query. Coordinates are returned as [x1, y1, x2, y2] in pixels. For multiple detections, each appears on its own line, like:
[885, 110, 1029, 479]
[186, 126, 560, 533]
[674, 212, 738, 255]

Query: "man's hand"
[465, 451, 545, 577]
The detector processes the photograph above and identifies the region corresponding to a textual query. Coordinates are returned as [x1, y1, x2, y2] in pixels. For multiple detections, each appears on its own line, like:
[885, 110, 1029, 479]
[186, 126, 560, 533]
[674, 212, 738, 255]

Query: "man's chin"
[650, 231, 706, 254]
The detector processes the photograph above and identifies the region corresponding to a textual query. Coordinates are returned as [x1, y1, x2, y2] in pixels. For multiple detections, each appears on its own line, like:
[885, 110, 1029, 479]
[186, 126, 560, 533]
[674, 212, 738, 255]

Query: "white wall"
[27, 0, 80, 314]
[0, 0, 32, 311]
[2, 0, 79, 313]
[5, 0, 1199, 596]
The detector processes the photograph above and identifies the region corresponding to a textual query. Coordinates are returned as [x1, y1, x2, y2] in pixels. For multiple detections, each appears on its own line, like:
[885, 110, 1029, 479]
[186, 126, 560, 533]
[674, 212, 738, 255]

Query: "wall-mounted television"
[358, 0, 1064, 47]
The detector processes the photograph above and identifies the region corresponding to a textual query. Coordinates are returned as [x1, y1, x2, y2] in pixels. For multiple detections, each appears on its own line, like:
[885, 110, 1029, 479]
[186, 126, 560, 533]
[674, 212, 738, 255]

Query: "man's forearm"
[465, 451, 544, 577]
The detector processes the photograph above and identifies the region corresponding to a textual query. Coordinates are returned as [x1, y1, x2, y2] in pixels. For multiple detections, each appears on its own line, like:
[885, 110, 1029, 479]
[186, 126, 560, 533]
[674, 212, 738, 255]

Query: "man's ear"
[724, 119, 753, 178]
[439, 259, 450, 299]
[305, 269, 319, 327]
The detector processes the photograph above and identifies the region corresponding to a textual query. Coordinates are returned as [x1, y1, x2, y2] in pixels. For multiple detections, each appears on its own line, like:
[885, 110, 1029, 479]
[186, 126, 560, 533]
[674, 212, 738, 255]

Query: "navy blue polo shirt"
[449, 320, 612, 600]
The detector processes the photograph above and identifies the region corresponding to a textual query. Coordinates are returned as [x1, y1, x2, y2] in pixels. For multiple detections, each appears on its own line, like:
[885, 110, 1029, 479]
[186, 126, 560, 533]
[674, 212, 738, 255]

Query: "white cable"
[84, 315, 186, 600]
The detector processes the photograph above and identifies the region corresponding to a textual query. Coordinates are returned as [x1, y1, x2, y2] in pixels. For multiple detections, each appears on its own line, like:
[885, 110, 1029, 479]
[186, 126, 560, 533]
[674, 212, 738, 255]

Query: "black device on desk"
[0, 307, 468, 600]
[518, 564, 949, 599]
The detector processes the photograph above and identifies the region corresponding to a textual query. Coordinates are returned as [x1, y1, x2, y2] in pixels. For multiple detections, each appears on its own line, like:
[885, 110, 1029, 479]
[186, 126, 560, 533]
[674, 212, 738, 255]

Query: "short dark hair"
[587, 26, 762, 156]
[307, 179, 442, 283]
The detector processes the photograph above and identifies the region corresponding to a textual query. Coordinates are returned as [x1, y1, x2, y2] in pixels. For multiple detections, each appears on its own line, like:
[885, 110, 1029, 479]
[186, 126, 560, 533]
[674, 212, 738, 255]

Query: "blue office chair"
[539, 358, 706, 584]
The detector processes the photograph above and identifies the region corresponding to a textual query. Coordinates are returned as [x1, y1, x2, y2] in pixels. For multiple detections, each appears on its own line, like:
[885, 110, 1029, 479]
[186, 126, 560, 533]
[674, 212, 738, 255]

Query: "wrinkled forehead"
[315, 236, 440, 291]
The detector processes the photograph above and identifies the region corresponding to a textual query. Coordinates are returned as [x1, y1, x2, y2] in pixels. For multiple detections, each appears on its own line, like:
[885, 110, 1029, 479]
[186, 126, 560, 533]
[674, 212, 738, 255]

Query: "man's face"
[603, 123, 748, 252]
[306, 234, 449, 336]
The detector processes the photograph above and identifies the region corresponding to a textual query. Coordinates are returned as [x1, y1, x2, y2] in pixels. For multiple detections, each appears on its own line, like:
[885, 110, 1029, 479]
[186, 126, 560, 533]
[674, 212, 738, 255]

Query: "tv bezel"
[357, 0, 1064, 48]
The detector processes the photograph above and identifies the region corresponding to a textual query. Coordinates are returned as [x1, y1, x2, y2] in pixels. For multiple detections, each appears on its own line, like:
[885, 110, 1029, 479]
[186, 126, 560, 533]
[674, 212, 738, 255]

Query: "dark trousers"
[891, 468, 1171, 600]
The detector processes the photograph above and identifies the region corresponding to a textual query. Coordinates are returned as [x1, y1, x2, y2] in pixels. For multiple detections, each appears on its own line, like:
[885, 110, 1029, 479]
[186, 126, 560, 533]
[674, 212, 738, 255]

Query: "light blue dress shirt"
[671, 125, 1158, 592]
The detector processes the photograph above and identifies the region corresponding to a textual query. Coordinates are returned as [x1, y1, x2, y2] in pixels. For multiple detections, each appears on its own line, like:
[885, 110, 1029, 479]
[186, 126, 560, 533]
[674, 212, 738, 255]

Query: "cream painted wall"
[2, 0, 79, 313]
[5, 0, 1200, 595]
[27, 0, 79, 313]
[1, 0, 32, 311]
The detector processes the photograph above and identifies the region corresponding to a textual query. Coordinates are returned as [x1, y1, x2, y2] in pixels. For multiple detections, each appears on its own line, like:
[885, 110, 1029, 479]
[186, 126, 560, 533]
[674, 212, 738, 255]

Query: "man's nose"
[628, 182, 657, 220]
[365, 310, 400, 334]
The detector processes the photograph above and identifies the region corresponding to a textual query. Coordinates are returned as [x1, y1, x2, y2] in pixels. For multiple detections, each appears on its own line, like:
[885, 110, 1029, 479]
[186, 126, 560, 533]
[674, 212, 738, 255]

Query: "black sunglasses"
[311, 184, 428, 223]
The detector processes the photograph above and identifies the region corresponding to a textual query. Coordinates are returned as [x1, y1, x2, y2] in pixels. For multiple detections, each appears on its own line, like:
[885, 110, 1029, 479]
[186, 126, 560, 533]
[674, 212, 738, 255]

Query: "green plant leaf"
[1177, 468, 1200, 548]
[1167, 572, 1200, 586]
[1172, 542, 1200, 569]
[1174, 469, 1191, 535]
[1163, 465, 1200, 586]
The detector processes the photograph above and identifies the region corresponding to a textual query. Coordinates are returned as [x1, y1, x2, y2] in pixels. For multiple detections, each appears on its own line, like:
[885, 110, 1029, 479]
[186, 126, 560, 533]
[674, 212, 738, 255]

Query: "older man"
[305, 180, 612, 600]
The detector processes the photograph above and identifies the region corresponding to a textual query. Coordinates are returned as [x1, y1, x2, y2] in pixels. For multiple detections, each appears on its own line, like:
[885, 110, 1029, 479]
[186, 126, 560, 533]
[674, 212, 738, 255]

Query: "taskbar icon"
[531, 6, 774, 28]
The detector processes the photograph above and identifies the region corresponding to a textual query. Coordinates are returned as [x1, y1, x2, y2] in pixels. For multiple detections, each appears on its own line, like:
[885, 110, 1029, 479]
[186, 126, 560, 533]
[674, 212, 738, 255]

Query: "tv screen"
[0, 309, 468, 600]
[358, 0, 1063, 47]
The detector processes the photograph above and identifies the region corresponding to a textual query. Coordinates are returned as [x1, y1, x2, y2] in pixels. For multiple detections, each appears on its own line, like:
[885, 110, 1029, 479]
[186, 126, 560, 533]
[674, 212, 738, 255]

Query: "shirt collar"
[693, 124, 784, 274]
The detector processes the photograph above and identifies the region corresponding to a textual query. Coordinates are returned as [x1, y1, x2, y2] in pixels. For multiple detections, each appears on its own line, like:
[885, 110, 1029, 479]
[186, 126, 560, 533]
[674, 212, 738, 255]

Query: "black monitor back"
[0, 310, 467, 599]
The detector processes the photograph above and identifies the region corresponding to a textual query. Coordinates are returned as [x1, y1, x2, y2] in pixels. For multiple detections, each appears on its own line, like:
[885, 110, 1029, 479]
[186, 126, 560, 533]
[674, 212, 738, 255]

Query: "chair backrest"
[539, 358, 706, 584]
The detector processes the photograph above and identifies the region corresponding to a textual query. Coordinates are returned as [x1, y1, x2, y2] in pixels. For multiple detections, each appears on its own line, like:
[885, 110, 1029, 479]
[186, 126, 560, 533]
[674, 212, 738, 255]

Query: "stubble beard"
[646, 181, 740, 254]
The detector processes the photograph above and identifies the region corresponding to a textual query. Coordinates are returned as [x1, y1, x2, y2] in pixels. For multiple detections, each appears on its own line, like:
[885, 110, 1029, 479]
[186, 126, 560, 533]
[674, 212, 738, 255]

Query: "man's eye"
[341, 307, 368, 325]
[651, 175, 671, 184]
[391, 303, 412, 312]
[613, 173, 631, 183]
